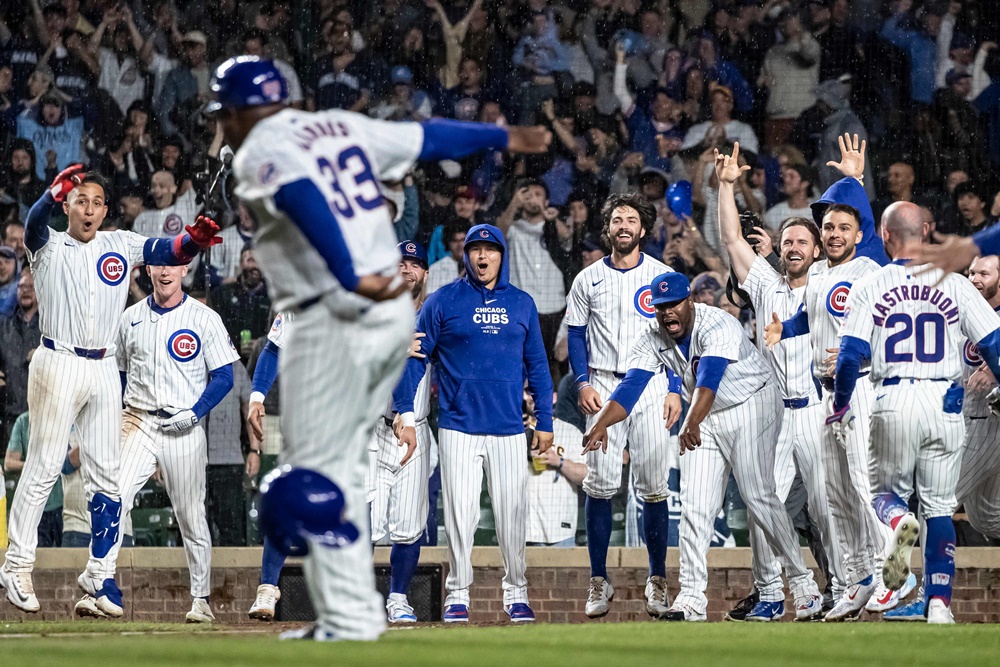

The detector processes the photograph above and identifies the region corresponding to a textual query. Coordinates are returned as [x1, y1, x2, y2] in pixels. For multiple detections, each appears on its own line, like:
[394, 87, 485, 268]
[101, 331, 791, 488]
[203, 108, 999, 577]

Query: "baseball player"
[831, 202, 1000, 624]
[715, 143, 841, 621]
[565, 193, 679, 618]
[585, 271, 824, 622]
[393, 224, 554, 624]
[0, 167, 221, 615]
[957, 255, 1000, 541]
[764, 176, 898, 621]
[214, 57, 549, 640]
[75, 261, 238, 622]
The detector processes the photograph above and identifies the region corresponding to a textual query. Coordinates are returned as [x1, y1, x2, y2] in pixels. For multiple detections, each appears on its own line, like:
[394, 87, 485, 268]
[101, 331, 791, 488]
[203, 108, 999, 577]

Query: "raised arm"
[715, 143, 756, 283]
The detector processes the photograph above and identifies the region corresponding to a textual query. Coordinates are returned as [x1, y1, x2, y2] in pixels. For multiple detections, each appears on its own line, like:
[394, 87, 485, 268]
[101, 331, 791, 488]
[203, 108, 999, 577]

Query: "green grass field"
[1, 621, 999, 666]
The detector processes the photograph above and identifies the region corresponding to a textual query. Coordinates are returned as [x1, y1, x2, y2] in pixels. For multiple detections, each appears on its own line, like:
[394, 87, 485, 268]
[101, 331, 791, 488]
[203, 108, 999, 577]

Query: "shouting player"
[585, 272, 824, 622]
[76, 262, 238, 622]
[393, 224, 554, 624]
[831, 202, 1000, 624]
[0, 168, 221, 615]
[566, 193, 679, 618]
[715, 143, 840, 620]
[214, 57, 549, 641]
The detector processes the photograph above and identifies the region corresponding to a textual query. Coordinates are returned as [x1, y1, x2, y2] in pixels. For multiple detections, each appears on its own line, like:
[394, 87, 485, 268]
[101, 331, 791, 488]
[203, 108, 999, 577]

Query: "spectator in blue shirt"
[880, 3, 949, 105]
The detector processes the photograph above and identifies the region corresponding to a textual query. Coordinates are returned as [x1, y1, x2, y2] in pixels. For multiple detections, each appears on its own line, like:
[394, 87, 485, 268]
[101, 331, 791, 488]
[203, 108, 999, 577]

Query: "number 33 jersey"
[233, 109, 423, 313]
[839, 261, 1000, 383]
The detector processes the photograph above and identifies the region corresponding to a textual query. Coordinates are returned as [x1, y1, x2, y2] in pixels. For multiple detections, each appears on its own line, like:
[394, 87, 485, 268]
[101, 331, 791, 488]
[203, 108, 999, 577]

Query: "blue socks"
[586, 496, 612, 578]
[643, 499, 669, 578]
[390, 541, 421, 596]
[924, 516, 956, 605]
[873, 492, 909, 528]
[260, 536, 287, 586]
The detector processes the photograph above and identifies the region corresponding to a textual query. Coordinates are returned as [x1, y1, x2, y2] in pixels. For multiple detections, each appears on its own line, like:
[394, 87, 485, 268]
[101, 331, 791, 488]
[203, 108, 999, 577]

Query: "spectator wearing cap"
[935, 27, 975, 91]
[370, 65, 433, 122]
[690, 272, 724, 305]
[426, 220, 470, 296]
[511, 8, 568, 124]
[155, 30, 210, 140]
[613, 45, 685, 172]
[764, 164, 815, 231]
[933, 68, 983, 177]
[15, 90, 83, 180]
[0, 245, 17, 316]
[880, 1, 953, 105]
[758, 8, 820, 148]
[89, 2, 151, 115]
[241, 30, 303, 109]
[682, 83, 760, 155]
[309, 19, 373, 113]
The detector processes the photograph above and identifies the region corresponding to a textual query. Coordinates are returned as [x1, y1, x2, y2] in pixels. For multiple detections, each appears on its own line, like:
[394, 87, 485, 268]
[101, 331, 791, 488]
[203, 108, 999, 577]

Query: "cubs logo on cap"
[649, 272, 691, 306]
[480, 230, 489, 238]
[168, 330, 201, 362]
[205, 56, 289, 114]
[634, 285, 655, 318]
[97, 252, 127, 286]
[397, 240, 428, 268]
[963, 340, 982, 367]
[464, 224, 506, 250]
[826, 281, 852, 317]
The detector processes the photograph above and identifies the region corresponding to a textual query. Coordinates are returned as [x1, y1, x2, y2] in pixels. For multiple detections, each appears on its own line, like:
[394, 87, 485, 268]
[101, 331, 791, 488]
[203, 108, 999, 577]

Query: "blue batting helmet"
[259, 465, 359, 556]
[205, 56, 288, 114]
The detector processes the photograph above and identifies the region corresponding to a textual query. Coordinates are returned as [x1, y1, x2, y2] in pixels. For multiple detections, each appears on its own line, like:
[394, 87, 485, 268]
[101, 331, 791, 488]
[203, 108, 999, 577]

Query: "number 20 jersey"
[839, 261, 1000, 384]
[233, 108, 422, 313]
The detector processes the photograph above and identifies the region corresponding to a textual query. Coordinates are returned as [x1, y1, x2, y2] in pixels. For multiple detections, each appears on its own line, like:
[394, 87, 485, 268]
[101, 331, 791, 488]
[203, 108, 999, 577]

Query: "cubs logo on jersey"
[168, 329, 201, 362]
[690, 356, 701, 377]
[964, 340, 982, 367]
[259, 161, 281, 185]
[826, 281, 852, 317]
[163, 213, 184, 234]
[97, 252, 127, 286]
[634, 285, 655, 318]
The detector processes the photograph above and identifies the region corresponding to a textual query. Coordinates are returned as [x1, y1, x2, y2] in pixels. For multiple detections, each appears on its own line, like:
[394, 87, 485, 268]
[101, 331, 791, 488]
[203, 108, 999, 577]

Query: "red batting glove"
[48, 164, 86, 203]
[185, 215, 223, 248]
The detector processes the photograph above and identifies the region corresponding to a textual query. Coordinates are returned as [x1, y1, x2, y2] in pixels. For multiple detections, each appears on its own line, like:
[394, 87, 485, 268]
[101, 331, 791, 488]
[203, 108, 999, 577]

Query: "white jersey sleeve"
[698, 310, 742, 362]
[565, 270, 591, 328]
[119, 230, 149, 267]
[266, 311, 290, 349]
[625, 326, 664, 375]
[838, 275, 876, 345]
[201, 307, 241, 371]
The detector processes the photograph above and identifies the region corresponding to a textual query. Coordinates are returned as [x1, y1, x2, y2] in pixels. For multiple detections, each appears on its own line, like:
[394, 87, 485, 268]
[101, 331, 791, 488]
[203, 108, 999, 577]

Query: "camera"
[740, 210, 762, 245]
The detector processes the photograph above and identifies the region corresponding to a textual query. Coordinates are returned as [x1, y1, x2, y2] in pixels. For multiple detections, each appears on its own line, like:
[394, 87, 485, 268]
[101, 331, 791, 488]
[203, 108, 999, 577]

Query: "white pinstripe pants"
[583, 369, 671, 501]
[87, 408, 212, 597]
[4, 348, 121, 572]
[438, 428, 529, 608]
[957, 415, 1000, 539]
[675, 383, 819, 612]
[279, 296, 413, 641]
[368, 419, 431, 544]
[749, 402, 845, 599]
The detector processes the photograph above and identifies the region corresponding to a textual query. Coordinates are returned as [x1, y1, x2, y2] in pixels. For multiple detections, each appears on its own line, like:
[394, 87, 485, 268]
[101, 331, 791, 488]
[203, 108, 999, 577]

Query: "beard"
[613, 234, 641, 255]
[981, 282, 999, 301]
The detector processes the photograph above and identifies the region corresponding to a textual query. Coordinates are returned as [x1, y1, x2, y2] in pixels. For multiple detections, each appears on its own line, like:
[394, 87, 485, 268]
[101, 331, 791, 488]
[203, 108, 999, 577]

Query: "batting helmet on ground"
[205, 56, 288, 114]
[259, 465, 359, 556]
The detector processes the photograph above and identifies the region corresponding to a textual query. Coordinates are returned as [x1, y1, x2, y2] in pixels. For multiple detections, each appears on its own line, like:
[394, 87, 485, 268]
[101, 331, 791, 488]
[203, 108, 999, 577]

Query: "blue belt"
[882, 377, 949, 386]
[146, 409, 173, 419]
[783, 397, 810, 409]
[43, 337, 106, 360]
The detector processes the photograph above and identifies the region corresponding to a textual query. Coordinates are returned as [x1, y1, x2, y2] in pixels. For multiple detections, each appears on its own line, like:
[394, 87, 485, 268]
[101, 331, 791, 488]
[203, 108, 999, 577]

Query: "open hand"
[763, 313, 783, 348]
[825, 132, 866, 180]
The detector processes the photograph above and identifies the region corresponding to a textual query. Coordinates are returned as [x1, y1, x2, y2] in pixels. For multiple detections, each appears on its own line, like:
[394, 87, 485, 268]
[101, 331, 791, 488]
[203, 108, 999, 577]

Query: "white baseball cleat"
[794, 594, 824, 621]
[658, 603, 707, 622]
[883, 513, 920, 591]
[76, 572, 123, 618]
[585, 577, 614, 618]
[386, 593, 417, 623]
[248, 584, 280, 621]
[926, 598, 955, 624]
[186, 597, 215, 624]
[644, 576, 670, 617]
[75, 594, 108, 618]
[0, 567, 40, 613]
[823, 575, 875, 622]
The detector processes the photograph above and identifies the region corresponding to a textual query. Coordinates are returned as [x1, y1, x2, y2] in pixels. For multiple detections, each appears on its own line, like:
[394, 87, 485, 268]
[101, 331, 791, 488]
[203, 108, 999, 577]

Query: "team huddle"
[2, 54, 999, 638]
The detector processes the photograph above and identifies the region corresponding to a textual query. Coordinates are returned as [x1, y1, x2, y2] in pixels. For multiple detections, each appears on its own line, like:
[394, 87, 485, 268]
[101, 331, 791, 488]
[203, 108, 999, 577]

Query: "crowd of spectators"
[2, 0, 1000, 547]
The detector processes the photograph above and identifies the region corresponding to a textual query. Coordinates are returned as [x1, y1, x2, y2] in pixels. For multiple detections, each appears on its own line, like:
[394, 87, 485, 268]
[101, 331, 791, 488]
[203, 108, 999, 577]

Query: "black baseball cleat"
[724, 589, 760, 622]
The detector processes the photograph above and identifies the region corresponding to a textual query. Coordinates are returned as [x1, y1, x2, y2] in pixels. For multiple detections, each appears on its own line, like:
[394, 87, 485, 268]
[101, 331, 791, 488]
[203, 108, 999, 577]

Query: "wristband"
[250, 391, 266, 405]
[558, 457, 564, 470]
[400, 412, 416, 428]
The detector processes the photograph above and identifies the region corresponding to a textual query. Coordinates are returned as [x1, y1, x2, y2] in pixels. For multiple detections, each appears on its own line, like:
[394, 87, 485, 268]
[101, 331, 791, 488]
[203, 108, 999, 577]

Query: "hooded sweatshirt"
[811, 176, 889, 266]
[393, 223, 554, 435]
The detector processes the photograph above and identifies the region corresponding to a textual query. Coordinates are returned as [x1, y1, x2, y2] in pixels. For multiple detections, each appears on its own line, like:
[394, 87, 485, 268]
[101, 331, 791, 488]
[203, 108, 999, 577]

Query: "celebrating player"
[0, 168, 221, 615]
[75, 262, 239, 622]
[715, 143, 840, 621]
[214, 56, 549, 641]
[566, 193, 679, 619]
[393, 224, 554, 624]
[831, 202, 1000, 624]
[585, 272, 824, 622]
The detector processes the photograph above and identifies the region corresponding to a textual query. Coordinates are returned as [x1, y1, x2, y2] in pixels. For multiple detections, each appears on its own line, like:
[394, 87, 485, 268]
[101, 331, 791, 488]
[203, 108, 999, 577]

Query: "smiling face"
[147, 264, 188, 304]
[399, 257, 427, 298]
[466, 241, 502, 288]
[821, 210, 862, 265]
[64, 182, 108, 243]
[607, 205, 645, 255]
[969, 256, 1000, 301]
[655, 296, 694, 340]
[150, 170, 177, 209]
[779, 224, 820, 279]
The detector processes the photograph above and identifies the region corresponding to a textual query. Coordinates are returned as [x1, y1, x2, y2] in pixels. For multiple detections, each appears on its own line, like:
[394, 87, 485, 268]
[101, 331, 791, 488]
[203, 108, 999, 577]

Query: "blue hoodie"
[811, 177, 890, 267]
[393, 223, 554, 435]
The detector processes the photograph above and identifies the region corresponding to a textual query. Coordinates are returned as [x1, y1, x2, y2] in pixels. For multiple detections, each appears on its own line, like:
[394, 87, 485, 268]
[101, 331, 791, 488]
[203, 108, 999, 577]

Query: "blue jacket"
[811, 177, 889, 266]
[393, 223, 554, 435]
[880, 15, 936, 105]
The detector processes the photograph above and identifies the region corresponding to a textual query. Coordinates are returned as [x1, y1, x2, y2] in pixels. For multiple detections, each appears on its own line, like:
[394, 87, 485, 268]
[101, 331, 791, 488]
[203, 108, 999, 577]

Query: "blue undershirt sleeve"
[608, 369, 655, 415]
[667, 369, 682, 394]
[833, 335, 871, 411]
[567, 325, 589, 383]
[392, 302, 437, 414]
[24, 190, 54, 253]
[418, 119, 509, 161]
[191, 364, 235, 420]
[780, 309, 811, 340]
[975, 329, 1000, 382]
[694, 357, 729, 393]
[973, 222, 1000, 258]
[142, 233, 202, 266]
[251, 341, 280, 397]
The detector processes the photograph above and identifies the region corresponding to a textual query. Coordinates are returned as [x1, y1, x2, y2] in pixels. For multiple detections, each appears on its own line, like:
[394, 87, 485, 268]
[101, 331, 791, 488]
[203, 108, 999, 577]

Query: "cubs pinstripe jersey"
[627, 304, 773, 409]
[565, 255, 672, 374]
[840, 262, 1000, 383]
[28, 229, 147, 352]
[117, 295, 240, 412]
[132, 189, 198, 238]
[233, 109, 422, 313]
[739, 255, 817, 403]
[804, 256, 880, 378]
[266, 311, 292, 349]
[962, 304, 1000, 418]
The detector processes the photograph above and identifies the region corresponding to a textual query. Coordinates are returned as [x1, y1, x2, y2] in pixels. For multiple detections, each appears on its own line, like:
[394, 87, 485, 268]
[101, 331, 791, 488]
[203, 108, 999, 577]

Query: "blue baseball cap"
[464, 224, 505, 251]
[391, 65, 414, 85]
[649, 272, 691, 306]
[398, 240, 428, 268]
[205, 56, 288, 114]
